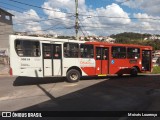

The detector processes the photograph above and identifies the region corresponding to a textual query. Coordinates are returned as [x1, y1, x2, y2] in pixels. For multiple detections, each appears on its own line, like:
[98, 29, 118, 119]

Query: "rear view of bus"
[9, 35, 43, 77]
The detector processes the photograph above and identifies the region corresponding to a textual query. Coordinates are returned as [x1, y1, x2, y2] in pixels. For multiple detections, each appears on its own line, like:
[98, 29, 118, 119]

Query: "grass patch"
[152, 66, 160, 74]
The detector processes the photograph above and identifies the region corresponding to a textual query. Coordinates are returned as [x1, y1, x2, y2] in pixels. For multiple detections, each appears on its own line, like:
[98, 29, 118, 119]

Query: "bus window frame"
[127, 47, 140, 59]
[80, 44, 94, 58]
[43, 44, 51, 59]
[15, 39, 41, 57]
[111, 46, 126, 59]
[63, 42, 79, 58]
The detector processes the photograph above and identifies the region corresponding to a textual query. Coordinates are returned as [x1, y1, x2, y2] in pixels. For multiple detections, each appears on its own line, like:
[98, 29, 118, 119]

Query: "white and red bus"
[9, 35, 152, 82]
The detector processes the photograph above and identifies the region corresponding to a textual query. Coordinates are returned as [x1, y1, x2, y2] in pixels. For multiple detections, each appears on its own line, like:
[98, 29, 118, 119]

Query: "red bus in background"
[10, 35, 152, 82]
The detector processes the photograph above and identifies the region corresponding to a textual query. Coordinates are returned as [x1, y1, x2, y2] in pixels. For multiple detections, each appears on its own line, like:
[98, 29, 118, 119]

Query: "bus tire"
[130, 67, 138, 77]
[66, 69, 80, 83]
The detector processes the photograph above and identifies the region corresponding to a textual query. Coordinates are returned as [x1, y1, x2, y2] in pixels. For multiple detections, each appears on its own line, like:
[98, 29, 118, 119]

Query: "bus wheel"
[66, 69, 80, 83]
[130, 67, 138, 77]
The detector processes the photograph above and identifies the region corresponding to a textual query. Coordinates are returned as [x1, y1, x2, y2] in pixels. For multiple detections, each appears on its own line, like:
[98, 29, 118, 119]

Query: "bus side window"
[43, 45, 51, 59]
[33, 42, 40, 56]
[53, 45, 61, 59]
[96, 48, 101, 60]
[64, 47, 69, 57]
[127, 48, 140, 59]
[80, 44, 94, 58]
[112, 46, 126, 59]
[15, 40, 23, 56]
[64, 42, 79, 58]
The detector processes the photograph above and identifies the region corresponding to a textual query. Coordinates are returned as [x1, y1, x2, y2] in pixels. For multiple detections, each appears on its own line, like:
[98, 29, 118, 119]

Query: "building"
[79, 36, 115, 43]
[0, 8, 14, 50]
[104, 37, 115, 43]
[153, 50, 160, 57]
[149, 35, 160, 40]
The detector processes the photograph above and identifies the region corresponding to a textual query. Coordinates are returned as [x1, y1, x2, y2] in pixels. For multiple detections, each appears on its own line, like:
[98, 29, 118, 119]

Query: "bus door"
[142, 50, 152, 71]
[96, 47, 109, 75]
[43, 44, 62, 76]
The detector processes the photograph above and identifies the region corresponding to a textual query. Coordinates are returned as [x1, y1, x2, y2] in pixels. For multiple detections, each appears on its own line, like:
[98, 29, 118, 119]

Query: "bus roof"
[10, 35, 152, 50]
[85, 41, 152, 50]
[9, 35, 85, 43]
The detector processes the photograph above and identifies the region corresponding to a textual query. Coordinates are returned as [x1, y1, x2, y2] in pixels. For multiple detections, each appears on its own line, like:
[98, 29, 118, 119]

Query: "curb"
[0, 74, 11, 77]
[139, 74, 160, 76]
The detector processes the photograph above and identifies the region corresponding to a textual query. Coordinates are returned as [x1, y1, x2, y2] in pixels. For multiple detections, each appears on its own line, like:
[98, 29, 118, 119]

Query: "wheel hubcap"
[70, 73, 78, 80]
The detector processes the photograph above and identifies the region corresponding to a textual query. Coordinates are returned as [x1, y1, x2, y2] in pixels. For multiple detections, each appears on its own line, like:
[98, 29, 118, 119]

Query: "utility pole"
[75, 0, 79, 40]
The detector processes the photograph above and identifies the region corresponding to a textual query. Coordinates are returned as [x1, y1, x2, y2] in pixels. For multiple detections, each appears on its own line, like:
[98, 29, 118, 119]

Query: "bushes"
[152, 66, 160, 74]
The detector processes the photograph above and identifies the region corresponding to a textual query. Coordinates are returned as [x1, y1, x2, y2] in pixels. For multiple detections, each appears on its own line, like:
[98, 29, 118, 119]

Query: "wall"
[0, 10, 13, 49]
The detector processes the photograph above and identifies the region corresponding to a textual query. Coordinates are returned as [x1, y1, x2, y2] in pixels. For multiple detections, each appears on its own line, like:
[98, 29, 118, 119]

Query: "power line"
[8, 0, 74, 15]
[3, 0, 160, 21]
[15, 21, 75, 33]
[0, 5, 74, 26]
[0, 1, 26, 11]
[1, 0, 159, 36]
[0, 1, 48, 18]
[2, 1, 160, 22]
[0, 6, 158, 31]
[0, 4, 74, 20]
[78, 15, 160, 21]
[0, 24, 75, 36]
[78, 18, 88, 36]
[0, 4, 75, 35]
[79, 26, 86, 36]
[24, 24, 63, 33]
[14, 15, 74, 25]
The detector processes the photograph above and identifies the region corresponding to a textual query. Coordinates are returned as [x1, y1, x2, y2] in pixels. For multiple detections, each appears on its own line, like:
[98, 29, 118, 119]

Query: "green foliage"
[152, 66, 160, 74]
[111, 32, 150, 43]
[139, 40, 160, 50]
[110, 32, 160, 50]
[84, 37, 90, 41]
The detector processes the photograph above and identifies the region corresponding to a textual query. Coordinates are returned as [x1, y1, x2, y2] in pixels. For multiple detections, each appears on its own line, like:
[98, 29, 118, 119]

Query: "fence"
[0, 56, 9, 64]
[0, 56, 9, 75]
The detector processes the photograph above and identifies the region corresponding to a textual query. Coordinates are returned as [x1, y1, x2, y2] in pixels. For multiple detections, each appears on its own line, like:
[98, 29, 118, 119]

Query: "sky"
[0, 0, 160, 36]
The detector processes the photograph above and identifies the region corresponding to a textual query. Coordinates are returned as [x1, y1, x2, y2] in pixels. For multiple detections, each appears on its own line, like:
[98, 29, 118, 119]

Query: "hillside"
[110, 32, 160, 50]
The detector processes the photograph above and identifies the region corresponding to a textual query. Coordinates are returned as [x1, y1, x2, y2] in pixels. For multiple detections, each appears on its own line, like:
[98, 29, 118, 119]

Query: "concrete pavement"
[1, 75, 160, 119]
[0, 64, 9, 75]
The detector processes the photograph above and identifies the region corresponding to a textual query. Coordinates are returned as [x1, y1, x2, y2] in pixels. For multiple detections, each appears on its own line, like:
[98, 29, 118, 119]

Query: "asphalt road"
[0, 75, 160, 119]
